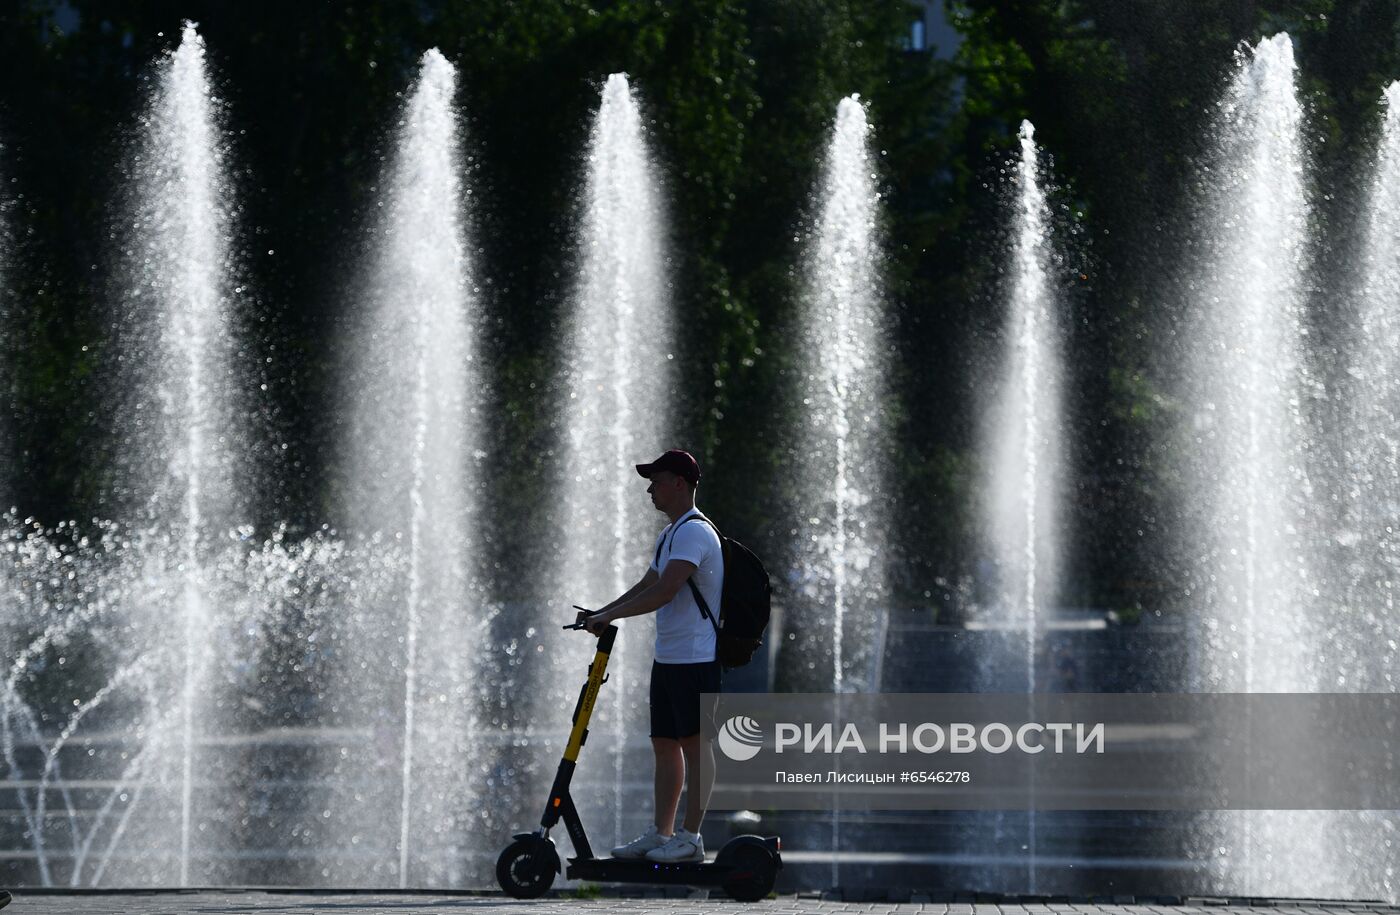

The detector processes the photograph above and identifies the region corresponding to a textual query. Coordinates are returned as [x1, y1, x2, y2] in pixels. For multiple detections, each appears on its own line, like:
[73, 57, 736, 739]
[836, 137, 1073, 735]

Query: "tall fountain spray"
[553, 72, 672, 844]
[1187, 32, 1312, 695]
[2, 24, 314, 889]
[788, 95, 891, 887]
[1326, 80, 1400, 902]
[977, 119, 1063, 894]
[984, 120, 1063, 643]
[1345, 81, 1400, 674]
[1182, 32, 1332, 898]
[125, 23, 239, 885]
[334, 49, 482, 887]
[791, 95, 890, 693]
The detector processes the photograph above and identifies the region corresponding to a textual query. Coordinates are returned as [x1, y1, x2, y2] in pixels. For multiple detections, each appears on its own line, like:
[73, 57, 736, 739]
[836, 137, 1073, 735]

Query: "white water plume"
[1320, 79, 1400, 904]
[976, 119, 1064, 894]
[120, 22, 239, 885]
[553, 72, 673, 845]
[1184, 32, 1312, 694]
[1343, 80, 1400, 680]
[789, 95, 891, 696]
[786, 95, 892, 889]
[1180, 32, 1337, 901]
[333, 48, 484, 888]
[982, 119, 1063, 647]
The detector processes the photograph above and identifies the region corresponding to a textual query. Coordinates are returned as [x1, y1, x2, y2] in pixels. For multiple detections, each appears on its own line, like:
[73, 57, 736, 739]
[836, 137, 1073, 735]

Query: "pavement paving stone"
[2, 892, 1398, 915]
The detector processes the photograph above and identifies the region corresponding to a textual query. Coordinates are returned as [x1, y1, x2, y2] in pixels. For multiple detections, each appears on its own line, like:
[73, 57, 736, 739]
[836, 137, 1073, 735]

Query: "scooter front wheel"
[496, 837, 557, 899]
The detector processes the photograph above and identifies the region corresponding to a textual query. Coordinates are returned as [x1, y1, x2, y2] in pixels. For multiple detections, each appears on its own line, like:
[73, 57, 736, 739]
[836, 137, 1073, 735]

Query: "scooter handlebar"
[563, 605, 598, 630]
[563, 608, 619, 652]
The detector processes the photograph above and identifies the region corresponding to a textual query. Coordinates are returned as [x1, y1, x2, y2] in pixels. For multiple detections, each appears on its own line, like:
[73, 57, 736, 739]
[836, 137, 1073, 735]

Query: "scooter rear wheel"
[722, 842, 778, 902]
[496, 837, 556, 899]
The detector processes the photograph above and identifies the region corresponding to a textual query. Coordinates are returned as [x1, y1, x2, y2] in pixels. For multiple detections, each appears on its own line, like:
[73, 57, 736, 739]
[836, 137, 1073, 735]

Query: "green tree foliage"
[1, 0, 1398, 611]
[944, 0, 1400, 609]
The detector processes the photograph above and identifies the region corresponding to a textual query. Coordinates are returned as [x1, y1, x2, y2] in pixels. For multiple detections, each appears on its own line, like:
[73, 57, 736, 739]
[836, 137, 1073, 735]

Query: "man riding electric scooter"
[496, 449, 779, 900]
[582, 449, 723, 864]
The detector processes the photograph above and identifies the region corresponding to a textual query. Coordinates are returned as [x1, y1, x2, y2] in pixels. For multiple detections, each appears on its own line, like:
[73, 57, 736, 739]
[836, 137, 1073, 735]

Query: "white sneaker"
[611, 824, 670, 859]
[644, 828, 705, 862]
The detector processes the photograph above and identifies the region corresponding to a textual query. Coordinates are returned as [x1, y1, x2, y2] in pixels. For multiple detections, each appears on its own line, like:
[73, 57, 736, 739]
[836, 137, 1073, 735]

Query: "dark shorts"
[649, 659, 721, 739]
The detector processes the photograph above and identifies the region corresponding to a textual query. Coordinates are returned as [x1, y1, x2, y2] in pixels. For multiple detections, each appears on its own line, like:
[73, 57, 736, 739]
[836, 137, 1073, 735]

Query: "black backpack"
[654, 513, 772, 669]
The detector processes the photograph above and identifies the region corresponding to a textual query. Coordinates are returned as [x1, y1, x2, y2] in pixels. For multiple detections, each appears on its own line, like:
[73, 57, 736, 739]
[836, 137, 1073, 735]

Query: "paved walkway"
[4, 891, 1399, 915]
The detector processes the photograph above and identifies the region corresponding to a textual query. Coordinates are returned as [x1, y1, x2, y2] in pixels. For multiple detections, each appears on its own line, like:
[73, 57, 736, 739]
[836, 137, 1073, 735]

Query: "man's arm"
[585, 560, 696, 634]
[596, 568, 659, 614]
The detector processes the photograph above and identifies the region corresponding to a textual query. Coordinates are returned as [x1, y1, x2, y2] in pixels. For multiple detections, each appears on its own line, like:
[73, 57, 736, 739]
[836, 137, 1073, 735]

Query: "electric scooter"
[495, 610, 782, 902]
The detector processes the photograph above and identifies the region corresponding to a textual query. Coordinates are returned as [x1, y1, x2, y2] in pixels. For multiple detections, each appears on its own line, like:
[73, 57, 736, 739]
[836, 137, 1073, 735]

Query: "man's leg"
[652, 736, 683, 834]
[677, 731, 715, 834]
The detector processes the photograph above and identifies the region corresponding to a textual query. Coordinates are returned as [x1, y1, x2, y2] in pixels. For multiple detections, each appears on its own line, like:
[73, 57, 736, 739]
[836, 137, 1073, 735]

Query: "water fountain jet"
[786, 93, 892, 888]
[977, 119, 1064, 893]
[125, 22, 240, 885]
[1180, 32, 1335, 899]
[334, 47, 483, 888]
[552, 72, 673, 846]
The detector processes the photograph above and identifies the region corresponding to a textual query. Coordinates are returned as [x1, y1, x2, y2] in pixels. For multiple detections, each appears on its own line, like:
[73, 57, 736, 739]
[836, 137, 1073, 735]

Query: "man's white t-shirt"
[649, 508, 724, 664]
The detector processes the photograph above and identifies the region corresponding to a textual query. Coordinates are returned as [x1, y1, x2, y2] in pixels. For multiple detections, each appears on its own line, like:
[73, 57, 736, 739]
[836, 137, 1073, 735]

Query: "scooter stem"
[564, 625, 616, 763]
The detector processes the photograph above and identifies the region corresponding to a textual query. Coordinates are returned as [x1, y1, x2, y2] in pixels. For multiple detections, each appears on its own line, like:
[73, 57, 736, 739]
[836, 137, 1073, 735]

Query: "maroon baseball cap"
[635, 450, 701, 486]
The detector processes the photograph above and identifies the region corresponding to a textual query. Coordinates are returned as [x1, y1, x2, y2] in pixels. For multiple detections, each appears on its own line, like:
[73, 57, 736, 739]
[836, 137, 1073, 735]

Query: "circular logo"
[717, 715, 764, 761]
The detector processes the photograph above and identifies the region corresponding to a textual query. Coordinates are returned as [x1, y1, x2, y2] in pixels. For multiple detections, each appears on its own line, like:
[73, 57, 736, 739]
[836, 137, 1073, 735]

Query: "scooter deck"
[567, 855, 733, 886]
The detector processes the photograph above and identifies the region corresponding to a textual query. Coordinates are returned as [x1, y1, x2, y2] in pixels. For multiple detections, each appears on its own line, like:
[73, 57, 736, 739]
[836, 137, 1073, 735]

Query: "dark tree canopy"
[0, 0, 1396, 613]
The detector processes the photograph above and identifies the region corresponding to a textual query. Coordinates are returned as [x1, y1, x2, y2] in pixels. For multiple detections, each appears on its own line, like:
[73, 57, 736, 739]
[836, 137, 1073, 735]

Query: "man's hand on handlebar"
[582, 608, 614, 637]
[564, 605, 613, 638]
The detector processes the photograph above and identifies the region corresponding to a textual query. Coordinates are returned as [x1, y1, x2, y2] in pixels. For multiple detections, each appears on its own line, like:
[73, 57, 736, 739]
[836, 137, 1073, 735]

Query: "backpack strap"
[654, 512, 704, 567]
[684, 516, 722, 634]
[688, 578, 720, 635]
[654, 513, 723, 635]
